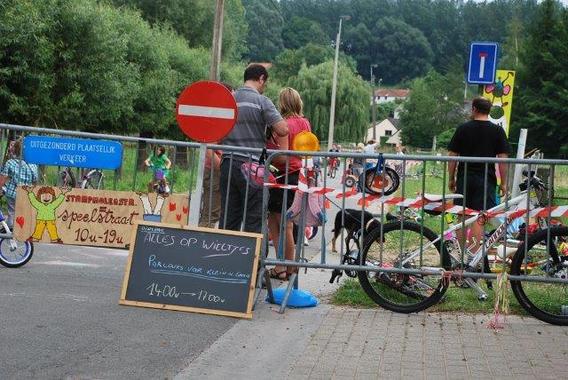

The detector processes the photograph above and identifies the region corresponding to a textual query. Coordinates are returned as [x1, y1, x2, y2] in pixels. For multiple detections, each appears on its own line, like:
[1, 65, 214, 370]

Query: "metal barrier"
[2, 123, 568, 323]
[261, 149, 568, 322]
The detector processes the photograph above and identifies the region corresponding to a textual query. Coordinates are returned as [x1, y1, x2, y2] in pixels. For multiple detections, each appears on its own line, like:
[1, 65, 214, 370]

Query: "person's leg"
[199, 168, 213, 227]
[31, 220, 46, 241]
[243, 182, 264, 233]
[219, 159, 244, 231]
[267, 212, 287, 276]
[46, 221, 61, 242]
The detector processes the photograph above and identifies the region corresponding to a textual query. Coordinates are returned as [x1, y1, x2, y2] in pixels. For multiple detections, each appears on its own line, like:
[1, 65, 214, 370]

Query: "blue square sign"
[467, 42, 498, 84]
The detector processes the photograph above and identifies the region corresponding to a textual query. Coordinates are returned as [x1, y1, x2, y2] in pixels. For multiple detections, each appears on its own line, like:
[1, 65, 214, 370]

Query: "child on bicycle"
[0, 138, 39, 227]
[144, 145, 172, 194]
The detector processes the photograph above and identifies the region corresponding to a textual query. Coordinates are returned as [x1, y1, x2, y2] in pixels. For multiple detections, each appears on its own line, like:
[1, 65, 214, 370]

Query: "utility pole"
[327, 15, 350, 150]
[209, 0, 225, 81]
[370, 64, 378, 141]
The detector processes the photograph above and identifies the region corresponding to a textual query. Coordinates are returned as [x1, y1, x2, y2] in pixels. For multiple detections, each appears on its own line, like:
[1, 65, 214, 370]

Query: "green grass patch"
[332, 279, 528, 315]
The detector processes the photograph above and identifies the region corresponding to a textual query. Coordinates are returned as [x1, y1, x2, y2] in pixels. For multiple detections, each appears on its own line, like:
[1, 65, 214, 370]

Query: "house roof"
[374, 88, 410, 98]
[388, 117, 400, 129]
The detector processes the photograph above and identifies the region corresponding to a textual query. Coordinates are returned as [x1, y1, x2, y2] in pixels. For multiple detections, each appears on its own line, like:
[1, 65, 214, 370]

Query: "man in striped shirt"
[220, 64, 288, 232]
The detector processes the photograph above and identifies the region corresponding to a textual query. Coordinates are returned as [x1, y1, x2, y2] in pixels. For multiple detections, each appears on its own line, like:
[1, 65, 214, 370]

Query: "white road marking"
[35, 260, 101, 268]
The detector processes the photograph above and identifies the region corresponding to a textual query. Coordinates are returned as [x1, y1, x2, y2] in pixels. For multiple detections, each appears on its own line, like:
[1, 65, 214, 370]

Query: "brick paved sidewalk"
[287, 307, 568, 380]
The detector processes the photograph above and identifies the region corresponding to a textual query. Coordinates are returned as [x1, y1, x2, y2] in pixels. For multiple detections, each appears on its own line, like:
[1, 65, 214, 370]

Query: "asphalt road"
[0, 244, 237, 379]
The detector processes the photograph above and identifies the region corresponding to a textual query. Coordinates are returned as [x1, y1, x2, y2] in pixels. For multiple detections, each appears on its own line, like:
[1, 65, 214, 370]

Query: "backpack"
[286, 171, 327, 227]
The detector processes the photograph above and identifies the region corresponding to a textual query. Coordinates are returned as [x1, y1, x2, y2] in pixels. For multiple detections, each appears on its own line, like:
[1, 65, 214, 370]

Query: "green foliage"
[242, 0, 284, 61]
[399, 66, 466, 149]
[0, 0, 209, 136]
[514, 0, 568, 157]
[111, 0, 248, 60]
[282, 16, 328, 49]
[289, 60, 369, 143]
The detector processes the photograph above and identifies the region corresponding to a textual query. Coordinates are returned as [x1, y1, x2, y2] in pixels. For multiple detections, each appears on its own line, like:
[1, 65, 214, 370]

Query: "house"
[373, 88, 410, 104]
[367, 118, 401, 146]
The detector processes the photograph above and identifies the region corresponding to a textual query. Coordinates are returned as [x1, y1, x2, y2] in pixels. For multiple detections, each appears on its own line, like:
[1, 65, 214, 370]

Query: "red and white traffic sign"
[176, 81, 237, 143]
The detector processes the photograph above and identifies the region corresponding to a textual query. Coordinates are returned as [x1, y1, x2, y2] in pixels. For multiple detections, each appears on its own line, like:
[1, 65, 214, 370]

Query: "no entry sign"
[176, 81, 237, 143]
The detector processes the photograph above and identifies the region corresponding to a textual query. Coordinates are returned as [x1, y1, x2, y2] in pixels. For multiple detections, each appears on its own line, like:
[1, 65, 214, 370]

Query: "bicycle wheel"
[510, 226, 568, 325]
[0, 238, 33, 268]
[362, 167, 400, 196]
[81, 170, 104, 189]
[57, 169, 76, 188]
[357, 221, 449, 313]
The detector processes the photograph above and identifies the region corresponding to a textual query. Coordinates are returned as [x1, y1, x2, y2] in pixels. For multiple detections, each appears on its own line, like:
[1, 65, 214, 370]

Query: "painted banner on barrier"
[23, 135, 123, 169]
[13, 187, 189, 248]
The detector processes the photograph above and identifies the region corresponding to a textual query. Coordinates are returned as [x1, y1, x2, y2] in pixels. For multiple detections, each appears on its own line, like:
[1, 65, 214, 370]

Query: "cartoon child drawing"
[136, 192, 165, 223]
[23, 186, 70, 243]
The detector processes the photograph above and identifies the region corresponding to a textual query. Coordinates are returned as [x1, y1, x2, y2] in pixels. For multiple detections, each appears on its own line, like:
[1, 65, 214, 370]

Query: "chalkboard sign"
[119, 221, 262, 319]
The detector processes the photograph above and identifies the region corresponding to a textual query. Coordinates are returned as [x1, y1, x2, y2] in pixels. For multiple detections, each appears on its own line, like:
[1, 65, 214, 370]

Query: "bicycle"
[57, 167, 77, 188]
[357, 172, 568, 325]
[80, 169, 104, 189]
[0, 190, 34, 267]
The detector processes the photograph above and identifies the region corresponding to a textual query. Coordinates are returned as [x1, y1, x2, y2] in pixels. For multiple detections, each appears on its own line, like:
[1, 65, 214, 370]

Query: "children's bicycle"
[0, 191, 34, 268]
[357, 173, 568, 325]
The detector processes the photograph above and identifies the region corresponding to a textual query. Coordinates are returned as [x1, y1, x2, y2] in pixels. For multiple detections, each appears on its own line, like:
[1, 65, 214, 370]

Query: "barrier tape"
[264, 180, 568, 219]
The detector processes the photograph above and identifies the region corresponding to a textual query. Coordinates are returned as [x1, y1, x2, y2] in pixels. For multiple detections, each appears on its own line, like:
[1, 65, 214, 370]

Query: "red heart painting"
[182, 206, 189, 214]
[16, 216, 24, 229]
[169, 202, 176, 211]
[176, 214, 182, 221]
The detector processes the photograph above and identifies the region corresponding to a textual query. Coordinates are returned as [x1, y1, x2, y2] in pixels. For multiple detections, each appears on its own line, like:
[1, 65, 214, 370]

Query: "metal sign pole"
[188, 144, 207, 225]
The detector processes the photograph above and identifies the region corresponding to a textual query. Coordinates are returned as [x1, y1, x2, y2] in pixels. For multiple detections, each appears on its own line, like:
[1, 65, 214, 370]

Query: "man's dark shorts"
[268, 171, 299, 213]
[454, 173, 496, 211]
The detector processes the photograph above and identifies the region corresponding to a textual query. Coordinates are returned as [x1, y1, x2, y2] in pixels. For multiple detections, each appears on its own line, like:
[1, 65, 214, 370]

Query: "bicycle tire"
[81, 170, 104, 190]
[510, 226, 568, 325]
[0, 238, 34, 268]
[361, 167, 400, 196]
[57, 169, 76, 188]
[357, 221, 449, 313]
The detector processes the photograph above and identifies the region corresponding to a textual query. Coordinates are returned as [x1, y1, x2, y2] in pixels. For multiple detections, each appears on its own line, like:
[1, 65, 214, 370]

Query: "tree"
[282, 16, 328, 49]
[242, 0, 284, 61]
[399, 68, 465, 149]
[112, 0, 247, 60]
[289, 60, 369, 144]
[273, 44, 332, 82]
[372, 17, 433, 84]
[514, 0, 568, 157]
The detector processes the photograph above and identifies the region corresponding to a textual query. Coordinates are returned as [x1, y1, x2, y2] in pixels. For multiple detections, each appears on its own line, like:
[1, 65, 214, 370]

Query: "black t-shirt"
[448, 120, 509, 181]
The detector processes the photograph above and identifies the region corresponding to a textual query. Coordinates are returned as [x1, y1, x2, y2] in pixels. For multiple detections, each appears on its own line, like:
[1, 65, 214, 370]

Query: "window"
[385, 130, 392, 136]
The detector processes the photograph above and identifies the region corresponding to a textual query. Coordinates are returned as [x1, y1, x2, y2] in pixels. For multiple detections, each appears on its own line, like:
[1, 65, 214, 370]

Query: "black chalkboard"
[119, 221, 262, 319]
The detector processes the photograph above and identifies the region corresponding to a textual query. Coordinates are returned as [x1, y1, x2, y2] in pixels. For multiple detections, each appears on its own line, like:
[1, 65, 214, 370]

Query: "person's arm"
[272, 119, 288, 137]
[497, 153, 508, 196]
[272, 133, 289, 167]
[164, 156, 172, 169]
[144, 156, 151, 167]
[448, 151, 459, 193]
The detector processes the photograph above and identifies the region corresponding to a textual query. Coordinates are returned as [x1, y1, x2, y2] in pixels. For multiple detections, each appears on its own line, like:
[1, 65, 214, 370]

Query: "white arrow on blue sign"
[467, 42, 498, 85]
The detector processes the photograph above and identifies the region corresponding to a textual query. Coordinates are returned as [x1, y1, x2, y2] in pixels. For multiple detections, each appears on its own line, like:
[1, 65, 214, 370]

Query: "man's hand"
[61, 186, 72, 195]
[21, 185, 33, 193]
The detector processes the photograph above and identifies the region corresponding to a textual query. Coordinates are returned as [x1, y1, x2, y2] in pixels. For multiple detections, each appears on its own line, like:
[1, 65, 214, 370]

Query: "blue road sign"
[23, 135, 123, 170]
[467, 42, 498, 84]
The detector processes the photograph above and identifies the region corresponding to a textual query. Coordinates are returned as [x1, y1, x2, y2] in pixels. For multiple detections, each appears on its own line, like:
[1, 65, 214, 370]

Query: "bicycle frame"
[399, 191, 532, 269]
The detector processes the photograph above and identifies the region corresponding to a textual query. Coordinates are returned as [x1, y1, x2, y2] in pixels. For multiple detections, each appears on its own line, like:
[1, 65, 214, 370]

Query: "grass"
[332, 279, 528, 315]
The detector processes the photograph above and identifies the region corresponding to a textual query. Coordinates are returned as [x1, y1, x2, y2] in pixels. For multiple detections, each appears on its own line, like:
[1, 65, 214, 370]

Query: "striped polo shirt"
[222, 86, 283, 160]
